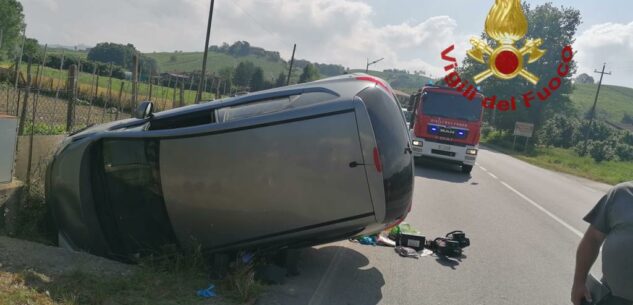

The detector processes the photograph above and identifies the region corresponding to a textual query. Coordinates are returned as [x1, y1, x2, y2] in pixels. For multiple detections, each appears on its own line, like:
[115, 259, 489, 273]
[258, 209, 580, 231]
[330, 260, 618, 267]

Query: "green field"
[482, 141, 633, 185]
[150, 51, 288, 77]
[1, 60, 219, 109]
[570, 83, 633, 123]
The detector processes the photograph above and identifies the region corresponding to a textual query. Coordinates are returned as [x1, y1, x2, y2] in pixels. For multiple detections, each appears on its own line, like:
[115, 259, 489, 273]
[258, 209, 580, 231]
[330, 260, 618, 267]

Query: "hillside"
[150, 51, 289, 77]
[570, 83, 633, 124]
[353, 69, 431, 93]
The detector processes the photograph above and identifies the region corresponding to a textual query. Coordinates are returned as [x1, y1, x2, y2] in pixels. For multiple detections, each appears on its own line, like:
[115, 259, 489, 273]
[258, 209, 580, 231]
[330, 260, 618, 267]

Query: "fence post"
[18, 58, 33, 135]
[172, 78, 177, 108]
[148, 74, 154, 102]
[66, 64, 78, 132]
[116, 81, 125, 120]
[179, 77, 185, 107]
[132, 53, 139, 109]
[87, 66, 99, 125]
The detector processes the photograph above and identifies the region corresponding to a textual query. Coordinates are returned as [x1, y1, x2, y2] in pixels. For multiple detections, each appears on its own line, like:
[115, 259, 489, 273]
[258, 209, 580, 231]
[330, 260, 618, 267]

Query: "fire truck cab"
[408, 86, 484, 174]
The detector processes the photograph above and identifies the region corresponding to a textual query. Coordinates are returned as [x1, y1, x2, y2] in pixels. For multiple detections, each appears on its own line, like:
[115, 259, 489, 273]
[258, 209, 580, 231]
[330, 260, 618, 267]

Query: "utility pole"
[131, 52, 139, 109]
[366, 57, 384, 73]
[14, 27, 26, 89]
[582, 63, 612, 155]
[286, 44, 296, 86]
[196, 0, 216, 103]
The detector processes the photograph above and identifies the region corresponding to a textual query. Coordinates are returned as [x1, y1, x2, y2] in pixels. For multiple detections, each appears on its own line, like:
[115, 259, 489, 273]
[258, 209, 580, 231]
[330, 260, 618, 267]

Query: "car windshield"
[421, 91, 482, 122]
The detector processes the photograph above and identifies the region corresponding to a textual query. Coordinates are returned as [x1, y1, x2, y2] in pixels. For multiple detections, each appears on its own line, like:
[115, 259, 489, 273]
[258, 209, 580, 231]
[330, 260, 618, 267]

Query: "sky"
[20, 0, 633, 88]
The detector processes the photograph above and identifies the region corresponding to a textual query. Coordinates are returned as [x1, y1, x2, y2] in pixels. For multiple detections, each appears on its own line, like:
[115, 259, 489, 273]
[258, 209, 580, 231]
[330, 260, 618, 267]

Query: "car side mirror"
[135, 101, 154, 120]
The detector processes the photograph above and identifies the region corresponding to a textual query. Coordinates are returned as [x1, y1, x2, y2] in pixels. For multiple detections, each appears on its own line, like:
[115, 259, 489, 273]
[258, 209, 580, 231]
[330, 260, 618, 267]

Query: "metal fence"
[1, 83, 132, 134]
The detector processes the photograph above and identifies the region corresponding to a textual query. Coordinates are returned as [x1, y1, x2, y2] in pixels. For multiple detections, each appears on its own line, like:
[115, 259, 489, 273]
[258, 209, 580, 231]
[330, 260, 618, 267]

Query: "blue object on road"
[197, 284, 217, 298]
[359, 236, 377, 245]
[242, 252, 255, 264]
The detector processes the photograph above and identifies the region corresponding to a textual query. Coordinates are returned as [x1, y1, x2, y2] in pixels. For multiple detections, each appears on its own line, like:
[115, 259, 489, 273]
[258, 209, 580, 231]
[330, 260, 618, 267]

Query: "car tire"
[461, 164, 473, 174]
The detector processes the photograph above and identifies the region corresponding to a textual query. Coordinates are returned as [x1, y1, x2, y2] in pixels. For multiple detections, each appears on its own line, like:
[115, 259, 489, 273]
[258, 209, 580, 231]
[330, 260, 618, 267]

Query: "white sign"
[513, 122, 534, 138]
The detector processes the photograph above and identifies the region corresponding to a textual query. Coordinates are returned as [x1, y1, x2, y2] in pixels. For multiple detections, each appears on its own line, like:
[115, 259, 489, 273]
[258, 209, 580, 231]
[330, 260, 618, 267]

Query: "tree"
[233, 61, 256, 87]
[576, 73, 594, 84]
[275, 72, 287, 87]
[219, 67, 234, 93]
[250, 67, 265, 91]
[21, 38, 41, 61]
[459, 3, 581, 132]
[0, 0, 25, 60]
[299, 63, 320, 83]
[87, 42, 159, 76]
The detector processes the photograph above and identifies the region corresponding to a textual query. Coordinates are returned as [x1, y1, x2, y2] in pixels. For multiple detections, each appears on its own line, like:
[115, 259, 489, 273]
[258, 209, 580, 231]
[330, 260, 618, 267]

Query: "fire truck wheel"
[461, 165, 473, 174]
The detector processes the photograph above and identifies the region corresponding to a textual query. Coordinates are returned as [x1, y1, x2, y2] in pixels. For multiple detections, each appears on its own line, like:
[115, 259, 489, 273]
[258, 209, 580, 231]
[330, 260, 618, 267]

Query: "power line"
[228, 1, 278, 37]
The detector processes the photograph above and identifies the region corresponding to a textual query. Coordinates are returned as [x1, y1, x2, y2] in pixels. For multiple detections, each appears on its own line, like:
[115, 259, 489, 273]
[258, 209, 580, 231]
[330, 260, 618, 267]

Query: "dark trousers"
[596, 295, 632, 305]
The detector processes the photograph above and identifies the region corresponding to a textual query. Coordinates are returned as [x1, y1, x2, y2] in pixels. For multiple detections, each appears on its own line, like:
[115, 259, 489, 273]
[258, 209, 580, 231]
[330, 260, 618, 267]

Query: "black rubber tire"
[461, 164, 473, 174]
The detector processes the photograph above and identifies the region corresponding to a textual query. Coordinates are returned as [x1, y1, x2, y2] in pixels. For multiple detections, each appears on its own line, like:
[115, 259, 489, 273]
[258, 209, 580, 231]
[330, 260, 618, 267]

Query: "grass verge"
[3, 181, 264, 304]
[0, 248, 264, 305]
[482, 140, 632, 185]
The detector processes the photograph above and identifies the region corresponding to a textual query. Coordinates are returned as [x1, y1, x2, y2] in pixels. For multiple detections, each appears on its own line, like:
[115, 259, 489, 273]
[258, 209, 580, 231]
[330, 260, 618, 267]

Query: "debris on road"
[196, 284, 217, 298]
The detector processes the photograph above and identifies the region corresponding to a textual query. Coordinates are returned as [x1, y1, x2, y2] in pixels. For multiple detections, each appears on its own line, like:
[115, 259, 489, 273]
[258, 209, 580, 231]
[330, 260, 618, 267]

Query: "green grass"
[150, 51, 288, 76]
[570, 83, 633, 123]
[0, 245, 263, 305]
[482, 138, 632, 185]
[0, 261, 234, 305]
[1, 61, 219, 108]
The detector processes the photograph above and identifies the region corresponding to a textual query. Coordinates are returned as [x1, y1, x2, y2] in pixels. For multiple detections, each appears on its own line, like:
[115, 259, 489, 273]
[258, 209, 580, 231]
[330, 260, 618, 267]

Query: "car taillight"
[356, 76, 393, 96]
[373, 147, 382, 173]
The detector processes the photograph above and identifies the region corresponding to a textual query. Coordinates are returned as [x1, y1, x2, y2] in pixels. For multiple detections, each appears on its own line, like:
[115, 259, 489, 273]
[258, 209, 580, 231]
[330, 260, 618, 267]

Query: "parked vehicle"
[408, 85, 484, 174]
[46, 74, 414, 261]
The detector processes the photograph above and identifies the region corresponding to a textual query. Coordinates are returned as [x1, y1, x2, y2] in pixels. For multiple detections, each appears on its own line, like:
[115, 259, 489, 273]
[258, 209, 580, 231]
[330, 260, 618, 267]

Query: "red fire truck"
[409, 85, 484, 174]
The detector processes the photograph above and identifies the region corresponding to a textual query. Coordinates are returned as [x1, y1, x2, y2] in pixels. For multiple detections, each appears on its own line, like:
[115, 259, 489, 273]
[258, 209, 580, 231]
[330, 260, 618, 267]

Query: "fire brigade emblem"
[467, 0, 546, 85]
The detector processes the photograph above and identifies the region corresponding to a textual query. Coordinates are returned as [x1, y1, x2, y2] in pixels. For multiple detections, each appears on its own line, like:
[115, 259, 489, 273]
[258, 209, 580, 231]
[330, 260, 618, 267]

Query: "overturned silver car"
[46, 74, 414, 261]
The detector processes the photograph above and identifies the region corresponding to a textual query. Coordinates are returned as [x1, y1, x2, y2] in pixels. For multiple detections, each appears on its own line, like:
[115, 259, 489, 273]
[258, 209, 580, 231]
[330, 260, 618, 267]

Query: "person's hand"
[571, 281, 592, 305]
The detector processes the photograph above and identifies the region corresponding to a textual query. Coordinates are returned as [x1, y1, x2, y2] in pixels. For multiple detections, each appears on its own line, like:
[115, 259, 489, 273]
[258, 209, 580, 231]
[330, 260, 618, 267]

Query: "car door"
[159, 104, 375, 250]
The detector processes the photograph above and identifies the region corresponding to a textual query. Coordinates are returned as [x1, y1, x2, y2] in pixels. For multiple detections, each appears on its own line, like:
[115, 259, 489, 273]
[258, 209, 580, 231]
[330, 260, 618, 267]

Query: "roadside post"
[513, 122, 534, 151]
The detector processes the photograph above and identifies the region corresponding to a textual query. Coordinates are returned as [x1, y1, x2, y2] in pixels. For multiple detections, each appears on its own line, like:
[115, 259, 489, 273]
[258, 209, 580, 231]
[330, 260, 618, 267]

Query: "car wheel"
[461, 164, 473, 174]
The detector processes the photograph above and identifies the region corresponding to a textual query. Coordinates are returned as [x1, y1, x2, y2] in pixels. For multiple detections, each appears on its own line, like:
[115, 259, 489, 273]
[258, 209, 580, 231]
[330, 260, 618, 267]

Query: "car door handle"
[349, 161, 367, 168]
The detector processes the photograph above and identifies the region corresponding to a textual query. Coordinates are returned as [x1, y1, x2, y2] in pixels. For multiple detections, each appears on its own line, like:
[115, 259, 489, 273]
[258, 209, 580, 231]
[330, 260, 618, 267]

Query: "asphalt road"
[256, 147, 613, 305]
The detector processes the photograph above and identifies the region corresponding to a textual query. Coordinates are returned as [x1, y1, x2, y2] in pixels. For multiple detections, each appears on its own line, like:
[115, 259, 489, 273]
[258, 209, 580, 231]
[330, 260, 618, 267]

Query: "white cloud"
[575, 22, 633, 88]
[21, 0, 467, 76]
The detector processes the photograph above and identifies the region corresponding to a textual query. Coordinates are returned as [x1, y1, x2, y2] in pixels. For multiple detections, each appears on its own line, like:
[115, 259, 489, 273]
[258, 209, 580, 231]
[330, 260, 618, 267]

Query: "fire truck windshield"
[421, 91, 482, 122]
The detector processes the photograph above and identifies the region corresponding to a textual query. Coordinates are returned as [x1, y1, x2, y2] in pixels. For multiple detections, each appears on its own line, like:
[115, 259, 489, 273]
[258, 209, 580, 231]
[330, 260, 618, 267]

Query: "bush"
[615, 143, 633, 161]
[537, 114, 581, 148]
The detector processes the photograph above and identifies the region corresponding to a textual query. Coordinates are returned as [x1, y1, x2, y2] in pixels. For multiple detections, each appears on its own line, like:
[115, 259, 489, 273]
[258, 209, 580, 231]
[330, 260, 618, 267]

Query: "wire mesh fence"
[0, 83, 132, 134]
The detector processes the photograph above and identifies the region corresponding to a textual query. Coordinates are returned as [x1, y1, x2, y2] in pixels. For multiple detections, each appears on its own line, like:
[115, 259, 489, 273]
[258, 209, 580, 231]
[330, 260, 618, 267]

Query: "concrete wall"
[0, 180, 24, 235]
[14, 135, 65, 183]
[0, 116, 18, 183]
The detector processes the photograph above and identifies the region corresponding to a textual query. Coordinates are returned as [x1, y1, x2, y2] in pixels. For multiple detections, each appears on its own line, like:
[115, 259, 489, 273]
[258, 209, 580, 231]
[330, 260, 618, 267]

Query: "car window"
[215, 92, 337, 123]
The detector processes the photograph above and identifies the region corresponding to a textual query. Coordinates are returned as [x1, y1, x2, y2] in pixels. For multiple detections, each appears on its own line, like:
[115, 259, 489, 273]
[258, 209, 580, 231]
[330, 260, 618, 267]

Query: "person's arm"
[571, 225, 606, 305]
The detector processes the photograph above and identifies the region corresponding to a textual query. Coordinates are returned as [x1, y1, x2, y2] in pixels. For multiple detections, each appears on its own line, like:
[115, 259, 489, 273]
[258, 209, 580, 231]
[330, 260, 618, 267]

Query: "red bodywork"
[412, 87, 484, 146]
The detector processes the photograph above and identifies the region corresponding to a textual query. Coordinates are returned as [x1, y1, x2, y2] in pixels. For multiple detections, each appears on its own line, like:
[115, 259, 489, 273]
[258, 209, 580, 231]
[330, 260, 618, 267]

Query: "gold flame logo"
[468, 0, 545, 84]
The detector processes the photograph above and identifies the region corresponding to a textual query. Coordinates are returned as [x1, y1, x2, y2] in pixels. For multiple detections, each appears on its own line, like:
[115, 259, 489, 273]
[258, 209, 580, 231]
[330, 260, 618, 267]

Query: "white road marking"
[307, 246, 344, 305]
[488, 173, 498, 179]
[479, 166, 488, 172]
[500, 181, 584, 238]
